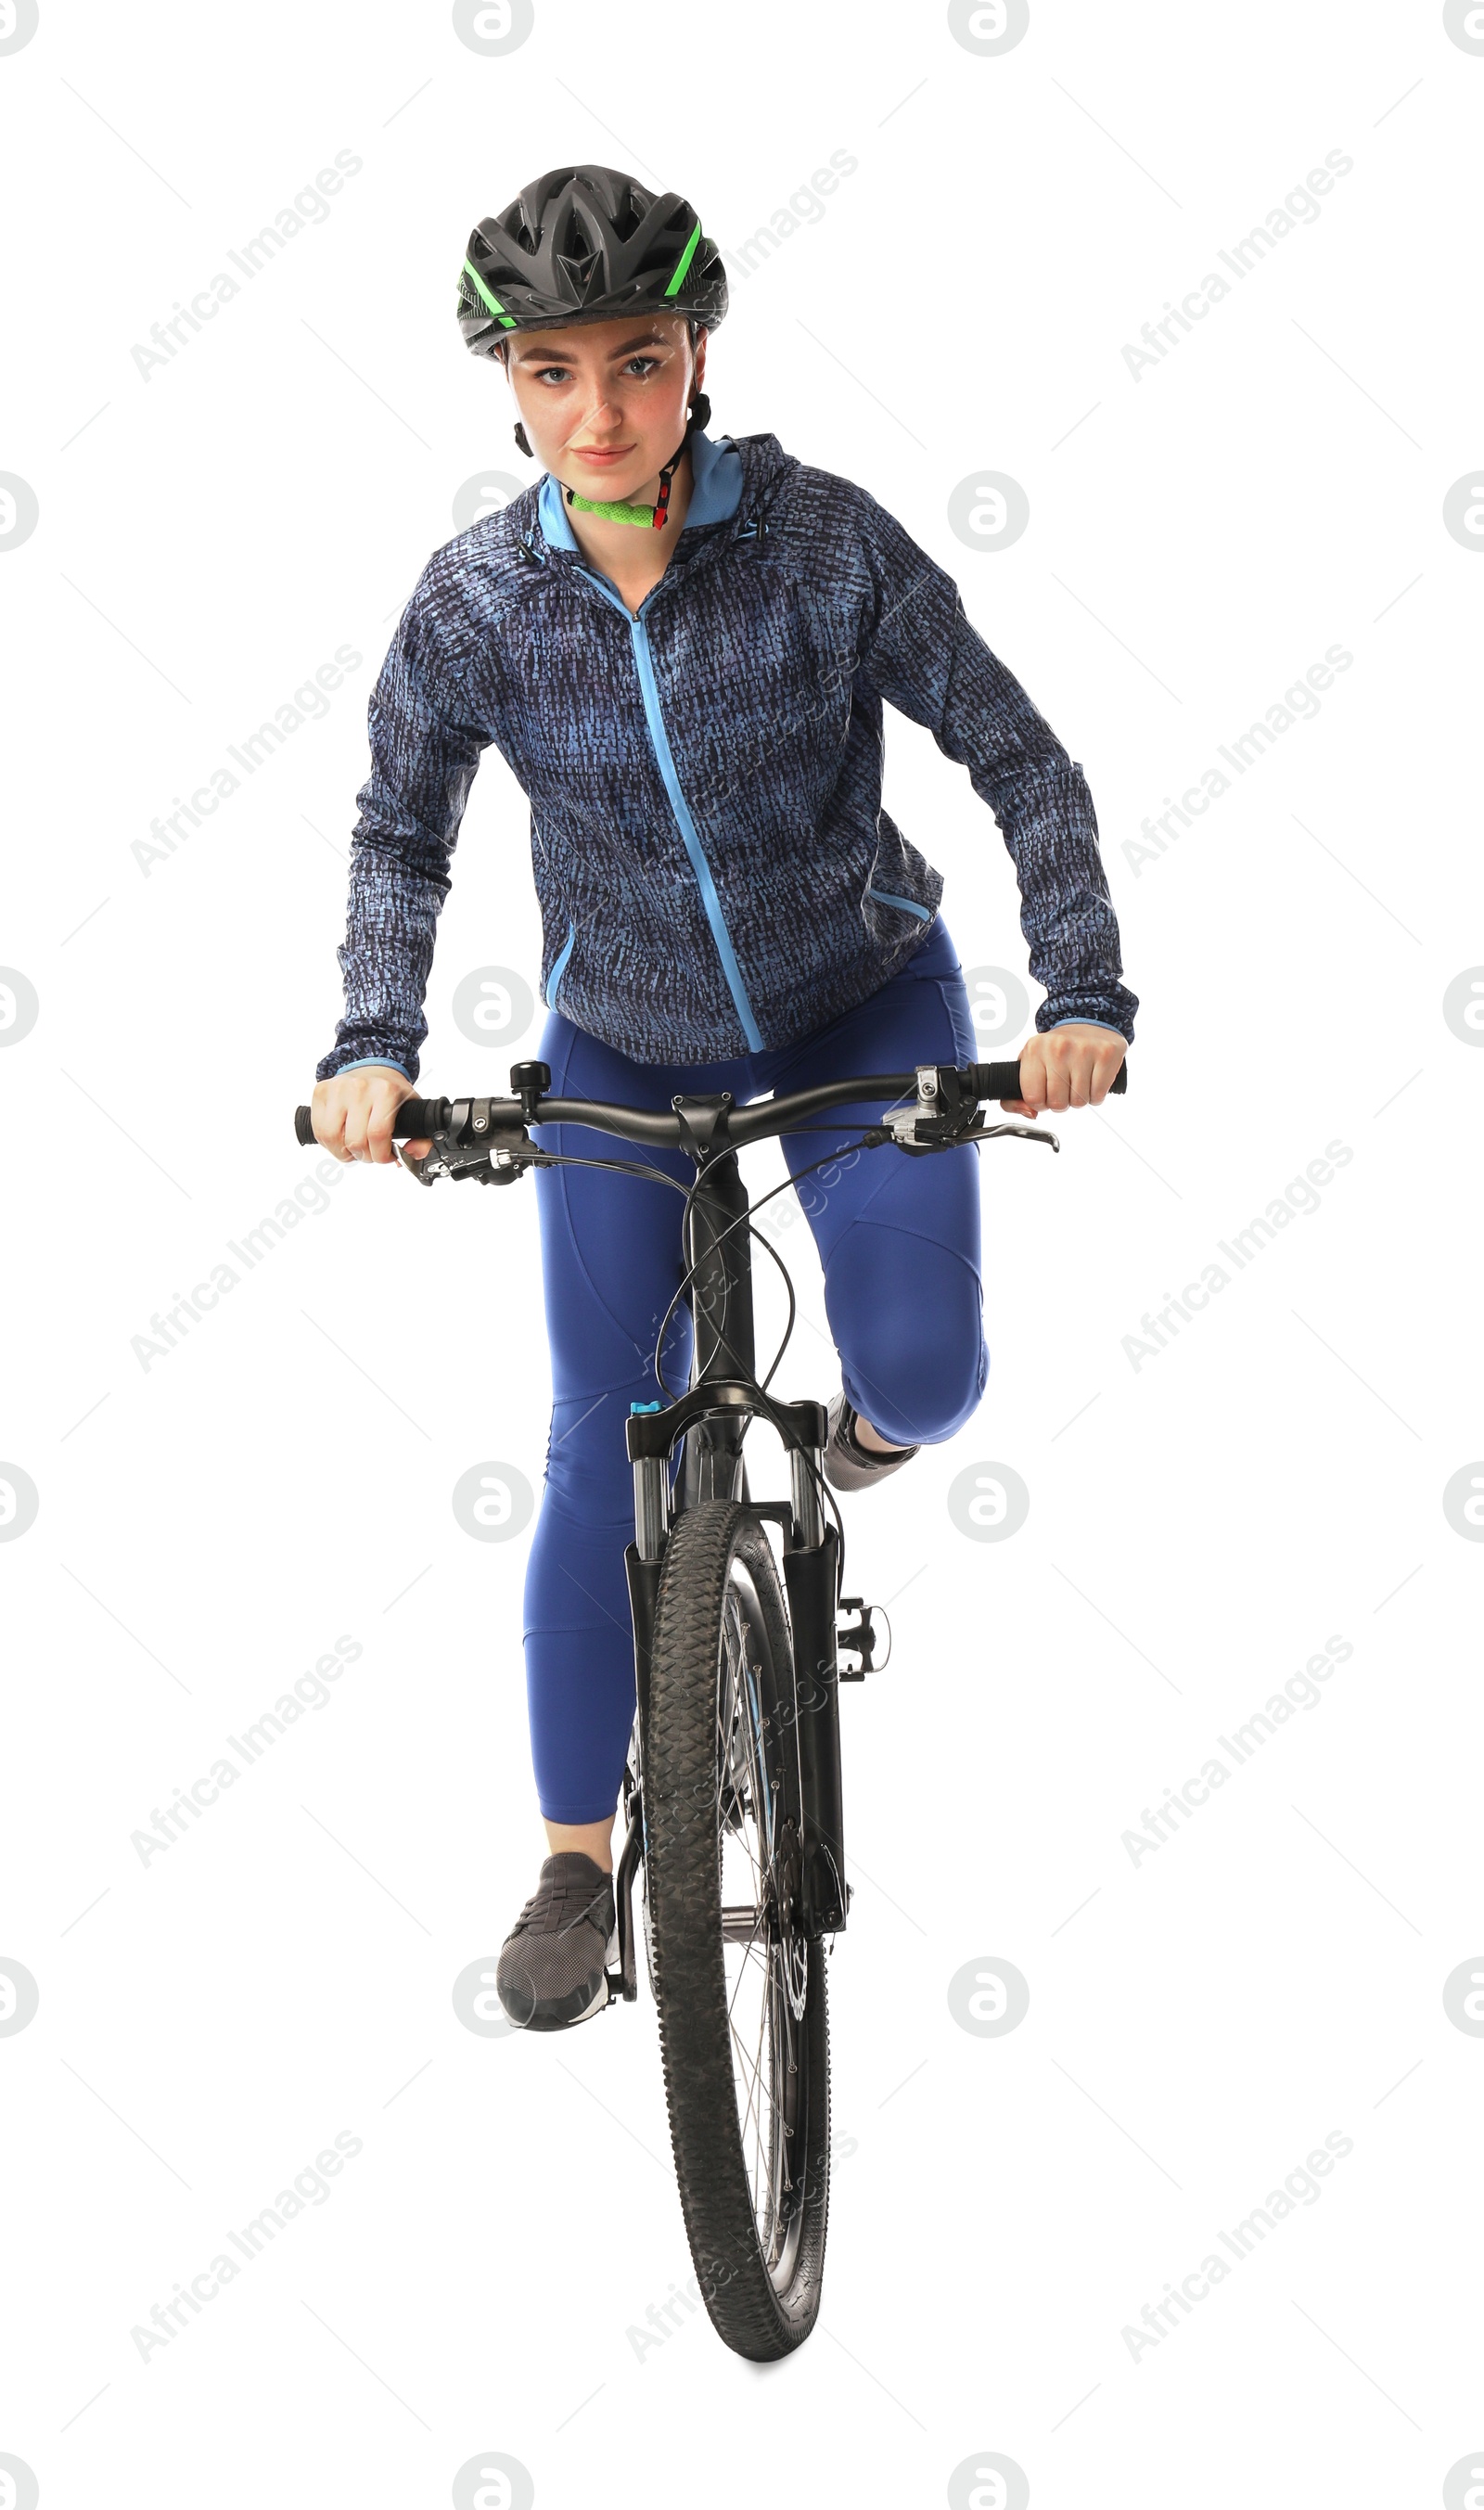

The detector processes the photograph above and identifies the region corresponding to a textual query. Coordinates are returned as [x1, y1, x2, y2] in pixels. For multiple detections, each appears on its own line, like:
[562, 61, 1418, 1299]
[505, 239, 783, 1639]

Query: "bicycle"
[294, 1044, 1126, 2360]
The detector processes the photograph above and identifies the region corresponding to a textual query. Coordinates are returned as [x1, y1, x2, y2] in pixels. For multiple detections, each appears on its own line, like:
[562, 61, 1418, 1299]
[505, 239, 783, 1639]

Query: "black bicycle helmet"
[457, 163, 728, 356]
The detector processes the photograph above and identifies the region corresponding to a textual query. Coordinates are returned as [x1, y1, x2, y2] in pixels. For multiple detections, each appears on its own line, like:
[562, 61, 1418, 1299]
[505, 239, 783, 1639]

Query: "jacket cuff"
[314, 1049, 416, 1083]
[1037, 989, 1137, 1045]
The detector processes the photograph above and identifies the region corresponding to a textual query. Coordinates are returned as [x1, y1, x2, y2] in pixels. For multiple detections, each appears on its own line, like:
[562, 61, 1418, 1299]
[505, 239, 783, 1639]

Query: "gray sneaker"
[496, 1852, 617, 2032]
[823, 1391, 920, 1492]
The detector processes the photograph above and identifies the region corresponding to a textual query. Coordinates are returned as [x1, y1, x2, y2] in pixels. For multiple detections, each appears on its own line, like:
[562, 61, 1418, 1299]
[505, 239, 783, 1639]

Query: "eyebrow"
[513, 329, 672, 365]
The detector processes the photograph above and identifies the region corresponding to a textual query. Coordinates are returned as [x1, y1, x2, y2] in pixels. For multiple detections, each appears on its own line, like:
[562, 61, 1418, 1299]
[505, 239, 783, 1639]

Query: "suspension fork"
[624, 1381, 851, 1940]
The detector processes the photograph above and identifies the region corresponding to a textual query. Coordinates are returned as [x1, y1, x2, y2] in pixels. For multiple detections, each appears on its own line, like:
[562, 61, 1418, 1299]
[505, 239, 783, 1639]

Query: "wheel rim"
[715, 1557, 810, 2290]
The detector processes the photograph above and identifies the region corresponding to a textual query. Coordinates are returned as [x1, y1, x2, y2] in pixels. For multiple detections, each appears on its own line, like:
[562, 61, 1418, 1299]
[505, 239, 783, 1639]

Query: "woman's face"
[503, 313, 705, 495]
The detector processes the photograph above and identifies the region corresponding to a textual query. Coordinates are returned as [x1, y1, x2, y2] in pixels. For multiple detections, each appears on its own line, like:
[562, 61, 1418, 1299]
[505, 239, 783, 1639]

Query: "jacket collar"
[534, 429, 771, 556]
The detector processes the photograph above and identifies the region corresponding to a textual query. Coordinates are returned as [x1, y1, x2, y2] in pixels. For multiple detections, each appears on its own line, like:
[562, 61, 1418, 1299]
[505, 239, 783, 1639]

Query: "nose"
[574, 390, 627, 438]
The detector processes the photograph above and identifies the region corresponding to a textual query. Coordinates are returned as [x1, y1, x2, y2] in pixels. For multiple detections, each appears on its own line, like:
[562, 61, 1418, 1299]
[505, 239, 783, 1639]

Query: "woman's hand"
[1000, 1024, 1127, 1117]
[312, 1066, 430, 1165]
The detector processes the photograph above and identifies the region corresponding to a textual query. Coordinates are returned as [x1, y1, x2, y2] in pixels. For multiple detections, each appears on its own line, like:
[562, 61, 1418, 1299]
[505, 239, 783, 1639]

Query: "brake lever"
[867, 1109, 1061, 1156]
[397, 1099, 534, 1185]
[976, 1120, 1061, 1152]
[397, 1140, 437, 1186]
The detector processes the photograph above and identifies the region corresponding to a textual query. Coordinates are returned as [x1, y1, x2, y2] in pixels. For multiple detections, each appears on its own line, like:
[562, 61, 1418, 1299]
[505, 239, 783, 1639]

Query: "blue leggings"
[521, 917, 990, 1823]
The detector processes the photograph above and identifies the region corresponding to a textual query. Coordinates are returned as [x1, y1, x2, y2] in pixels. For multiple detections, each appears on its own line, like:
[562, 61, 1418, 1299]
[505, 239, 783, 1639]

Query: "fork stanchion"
[632, 1453, 670, 1562]
[789, 1441, 825, 1550]
[630, 1395, 672, 1566]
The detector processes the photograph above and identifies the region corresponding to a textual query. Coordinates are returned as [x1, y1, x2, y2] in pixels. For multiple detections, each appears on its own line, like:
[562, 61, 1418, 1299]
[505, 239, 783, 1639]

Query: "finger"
[341, 1089, 374, 1160]
[1048, 1031, 1087, 1109]
[1088, 1044, 1125, 1107]
[314, 1090, 353, 1161]
[1014, 1043, 1047, 1113]
[365, 1090, 400, 1166]
[1000, 1098, 1035, 1119]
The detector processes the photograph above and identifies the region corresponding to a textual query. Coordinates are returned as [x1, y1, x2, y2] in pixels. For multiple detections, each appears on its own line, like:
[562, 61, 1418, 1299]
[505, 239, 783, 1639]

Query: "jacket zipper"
[572, 565, 765, 1054]
[545, 914, 576, 1009]
[866, 886, 930, 921]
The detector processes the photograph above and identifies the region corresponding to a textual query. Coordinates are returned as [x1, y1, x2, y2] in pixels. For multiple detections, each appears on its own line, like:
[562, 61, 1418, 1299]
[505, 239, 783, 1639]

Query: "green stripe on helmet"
[461, 257, 518, 327]
[662, 220, 702, 299]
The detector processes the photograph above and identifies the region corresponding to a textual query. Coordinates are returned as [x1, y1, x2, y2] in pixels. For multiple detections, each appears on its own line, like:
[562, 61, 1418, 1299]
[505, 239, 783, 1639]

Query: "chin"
[564, 457, 651, 492]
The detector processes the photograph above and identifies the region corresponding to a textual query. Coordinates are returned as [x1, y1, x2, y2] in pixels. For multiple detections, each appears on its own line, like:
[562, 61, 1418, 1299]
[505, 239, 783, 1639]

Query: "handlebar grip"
[394, 1098, 448, 1139]
[973, 1058, 1127, 1100]
[291, 1097, 450, 1148]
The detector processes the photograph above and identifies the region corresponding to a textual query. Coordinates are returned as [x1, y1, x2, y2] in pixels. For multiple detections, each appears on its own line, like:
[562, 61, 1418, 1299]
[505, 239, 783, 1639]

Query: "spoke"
[733, 1897, 774, 2175]
[748, 1968, 772, 2196]
[730, 2003, 770, 2151]
[727, 1921, 770, 2015]
[762, 1980, 792, 2246]
[723, 1792, 765, 1906]
[767, 1991, 788, 2235]
[736, 2024, 773, 2221]
[723, 1834, 770, 2008]
[742, 1977, 784, 2244]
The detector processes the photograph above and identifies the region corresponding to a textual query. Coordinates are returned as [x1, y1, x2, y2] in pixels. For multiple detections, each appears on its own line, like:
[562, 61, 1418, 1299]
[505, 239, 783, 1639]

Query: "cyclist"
[309, 164, 1137, 2032]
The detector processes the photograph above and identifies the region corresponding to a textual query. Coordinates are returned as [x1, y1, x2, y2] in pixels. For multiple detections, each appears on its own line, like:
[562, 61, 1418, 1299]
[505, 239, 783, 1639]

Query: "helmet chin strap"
[562, 429, 689, 530]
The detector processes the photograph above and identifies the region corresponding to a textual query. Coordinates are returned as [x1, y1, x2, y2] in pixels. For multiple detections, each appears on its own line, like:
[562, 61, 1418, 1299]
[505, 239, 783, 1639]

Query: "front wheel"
[643, 1500, 831, 2359]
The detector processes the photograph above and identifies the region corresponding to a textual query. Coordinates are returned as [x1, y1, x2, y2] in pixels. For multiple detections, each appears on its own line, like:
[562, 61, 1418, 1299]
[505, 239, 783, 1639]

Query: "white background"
[2, 2, 1482, 2503]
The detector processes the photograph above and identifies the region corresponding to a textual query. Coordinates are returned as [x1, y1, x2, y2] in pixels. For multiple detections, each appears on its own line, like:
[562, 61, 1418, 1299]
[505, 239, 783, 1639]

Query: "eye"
[531, 353, 662, 386]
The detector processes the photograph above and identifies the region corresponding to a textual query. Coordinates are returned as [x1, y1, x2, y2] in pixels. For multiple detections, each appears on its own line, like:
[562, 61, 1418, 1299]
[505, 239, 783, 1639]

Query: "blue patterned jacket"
[317, 429, 1137, 1079]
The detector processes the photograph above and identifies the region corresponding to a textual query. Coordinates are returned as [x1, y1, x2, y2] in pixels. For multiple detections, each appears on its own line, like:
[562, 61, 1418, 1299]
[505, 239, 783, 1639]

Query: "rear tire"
[643, 1500, 831, 2359]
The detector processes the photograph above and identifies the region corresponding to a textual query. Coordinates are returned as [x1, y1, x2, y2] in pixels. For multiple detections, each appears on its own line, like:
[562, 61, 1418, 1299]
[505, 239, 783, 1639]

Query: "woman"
[311, 164, 1137, 2032]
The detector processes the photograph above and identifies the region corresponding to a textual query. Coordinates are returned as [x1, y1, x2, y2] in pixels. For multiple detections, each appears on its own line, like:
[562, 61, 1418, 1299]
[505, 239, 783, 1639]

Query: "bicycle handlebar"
[292, 1057, 1124, 1153]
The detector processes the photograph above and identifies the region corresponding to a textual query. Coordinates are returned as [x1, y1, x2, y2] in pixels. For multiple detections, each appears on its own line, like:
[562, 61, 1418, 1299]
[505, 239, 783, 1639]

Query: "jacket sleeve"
[851, 493, 1138, 1042]
[315, 578, 490, 1083]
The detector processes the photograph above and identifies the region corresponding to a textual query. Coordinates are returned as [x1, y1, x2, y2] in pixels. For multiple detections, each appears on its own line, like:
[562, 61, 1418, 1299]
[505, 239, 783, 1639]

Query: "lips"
[571, 446, 634, 466]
